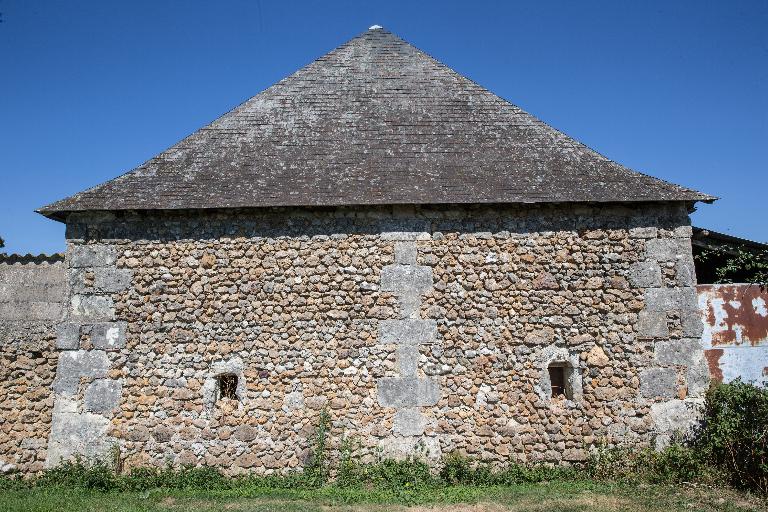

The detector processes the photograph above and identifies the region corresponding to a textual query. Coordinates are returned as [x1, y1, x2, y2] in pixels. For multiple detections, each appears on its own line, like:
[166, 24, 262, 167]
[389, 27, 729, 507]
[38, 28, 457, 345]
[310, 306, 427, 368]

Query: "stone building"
[3, 27, 716, 474]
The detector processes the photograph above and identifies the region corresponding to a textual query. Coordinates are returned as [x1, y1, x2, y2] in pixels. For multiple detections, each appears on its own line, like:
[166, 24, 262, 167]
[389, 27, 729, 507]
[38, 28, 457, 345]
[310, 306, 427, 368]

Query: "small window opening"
[216, 373, 238, 401]
[548, 364, 568, 399]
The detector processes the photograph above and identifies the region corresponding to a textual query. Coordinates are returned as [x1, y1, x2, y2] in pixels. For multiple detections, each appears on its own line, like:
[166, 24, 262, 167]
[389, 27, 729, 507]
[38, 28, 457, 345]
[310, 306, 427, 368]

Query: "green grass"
[1, 481, 764, 512]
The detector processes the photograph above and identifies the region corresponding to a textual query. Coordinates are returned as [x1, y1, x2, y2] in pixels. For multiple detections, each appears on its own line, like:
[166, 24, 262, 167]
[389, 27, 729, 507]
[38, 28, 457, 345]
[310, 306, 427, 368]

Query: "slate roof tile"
[39, 27, 715, 220]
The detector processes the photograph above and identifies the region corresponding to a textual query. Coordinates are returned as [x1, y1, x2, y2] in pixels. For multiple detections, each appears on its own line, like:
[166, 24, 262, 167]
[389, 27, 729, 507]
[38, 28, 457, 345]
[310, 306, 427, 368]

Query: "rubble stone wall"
[0, 254, 66, 473]
[45, 203, 705, 473]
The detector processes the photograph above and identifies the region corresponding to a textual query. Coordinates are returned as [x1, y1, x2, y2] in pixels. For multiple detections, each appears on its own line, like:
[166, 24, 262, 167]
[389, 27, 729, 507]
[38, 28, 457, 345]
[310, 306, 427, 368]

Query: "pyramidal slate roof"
[39, 27, 714, 220]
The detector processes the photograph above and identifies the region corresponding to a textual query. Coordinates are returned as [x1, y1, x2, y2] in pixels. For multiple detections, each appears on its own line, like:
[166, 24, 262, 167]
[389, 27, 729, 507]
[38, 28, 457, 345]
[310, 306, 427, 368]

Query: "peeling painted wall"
[697, 284, 768, 386]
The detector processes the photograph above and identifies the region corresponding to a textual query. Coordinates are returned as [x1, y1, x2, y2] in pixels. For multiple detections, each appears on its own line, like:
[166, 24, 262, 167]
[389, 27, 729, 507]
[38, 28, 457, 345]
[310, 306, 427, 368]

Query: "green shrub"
[36, 458, 118, 491]
[586, 444, 713, 484]
[439, 452, 579, 486]
[363, 457, 436, 490]
[697, 379, 768, 494]
[439, 452, 474, 485]
[648, 444, 707, 484]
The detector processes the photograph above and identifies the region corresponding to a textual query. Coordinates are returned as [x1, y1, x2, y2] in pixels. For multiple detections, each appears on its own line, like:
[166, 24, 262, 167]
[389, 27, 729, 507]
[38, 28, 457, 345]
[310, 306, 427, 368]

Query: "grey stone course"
[0, 301, 64, 321]
[0, 282, 67, 302]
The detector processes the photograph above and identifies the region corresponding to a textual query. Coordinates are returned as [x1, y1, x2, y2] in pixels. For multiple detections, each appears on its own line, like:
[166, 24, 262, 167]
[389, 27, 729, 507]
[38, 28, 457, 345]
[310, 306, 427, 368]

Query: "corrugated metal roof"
[38, 27, 715, 220]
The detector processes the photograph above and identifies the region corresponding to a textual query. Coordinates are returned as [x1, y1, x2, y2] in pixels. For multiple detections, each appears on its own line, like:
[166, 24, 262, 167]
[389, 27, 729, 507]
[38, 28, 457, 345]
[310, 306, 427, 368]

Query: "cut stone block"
[93, 268, 133, 293]
[90, 322, 127, 350]
[380, 319, 437, 345]
[52, 350, 111, 395]
[392, 408, 428, 436]
[55, 323, 81, 350]
[380, 265, 433, 295]
[675, 259, 696, 287]
[71, 295, 115, 321]
[645, 238, 689, 262]
[629, 227, 658, 239]
[84, 379, 123, 413]
[644, 287, 697, 312]
[70, 245, 117, 268]
[377, 377, 440, 408]
[396, 346, 420, 378]
[46, 408, 111, 467]
[628, 261, 662, 288]
[639, 367, 677, 399]
[655, 339, 700, 366]
[637, 310, 669, 339]
[680, 312, 704, 337]
[394, 241, 417, 264]
[686, 354, 711, 397]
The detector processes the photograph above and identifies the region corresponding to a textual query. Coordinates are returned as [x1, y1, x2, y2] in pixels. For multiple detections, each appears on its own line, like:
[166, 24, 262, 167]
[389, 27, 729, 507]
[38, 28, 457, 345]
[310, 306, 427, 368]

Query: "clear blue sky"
[1, 1, 766, 254]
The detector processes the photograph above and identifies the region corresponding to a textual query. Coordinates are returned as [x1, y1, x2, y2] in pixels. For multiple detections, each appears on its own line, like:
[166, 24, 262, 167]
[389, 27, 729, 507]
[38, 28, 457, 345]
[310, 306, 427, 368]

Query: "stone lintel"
[381, 231, 430, 241]
[380, 319, 437, 345]
[377, 377, 440, 408]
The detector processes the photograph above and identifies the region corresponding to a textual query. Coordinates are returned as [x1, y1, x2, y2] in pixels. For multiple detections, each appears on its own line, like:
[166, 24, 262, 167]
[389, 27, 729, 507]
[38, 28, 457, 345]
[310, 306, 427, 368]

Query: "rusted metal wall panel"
[697, 284, 768, 386]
